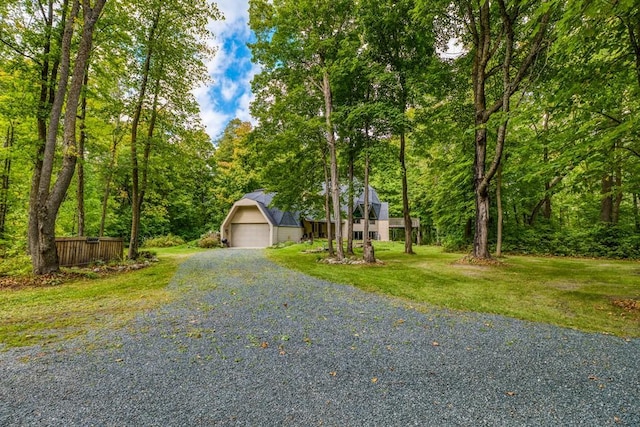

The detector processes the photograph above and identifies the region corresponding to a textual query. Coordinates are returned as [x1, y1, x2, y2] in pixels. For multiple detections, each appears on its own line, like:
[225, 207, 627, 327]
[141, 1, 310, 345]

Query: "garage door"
[231, 223, 270, 248]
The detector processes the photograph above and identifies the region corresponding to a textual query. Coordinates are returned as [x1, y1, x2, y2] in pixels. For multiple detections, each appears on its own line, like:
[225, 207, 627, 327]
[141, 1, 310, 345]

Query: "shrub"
[502, 224, 640, 259]
[137, 250, 157, 260]
[142, 234, 186, 248]
[197, 232, 220, 248]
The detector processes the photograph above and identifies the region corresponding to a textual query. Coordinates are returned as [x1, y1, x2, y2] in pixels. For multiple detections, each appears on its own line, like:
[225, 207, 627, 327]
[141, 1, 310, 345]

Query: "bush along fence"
[55, 237, 124, 267]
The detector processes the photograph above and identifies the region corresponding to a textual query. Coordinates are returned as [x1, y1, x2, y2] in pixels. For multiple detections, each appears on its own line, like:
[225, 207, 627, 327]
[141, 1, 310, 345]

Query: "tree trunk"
[612, 151, 622, 224]
[363, 145, 375, 263]
[529, 174, 566, 226]
[633, 193, 640, 232]
[128, 8, 159, 260]
[468, 0, 551, 259]
[32, 0, 79, 274]
[0, 122, 13, 235]
[30, 0, 106, 274]
[29, 0, 64, 258]
[347, 149, 354, 256]
[542, 113, 551, 220]
[600, 173, 613, 223]
[495, 163, 503, 257]
[322, 69, 343, 260]
[470, 0, 492, 260]
[400, 130, 414, 254]
[322, 152, 334, 256]
[76, 68, 89, 236]
[363, 241, 375, 264]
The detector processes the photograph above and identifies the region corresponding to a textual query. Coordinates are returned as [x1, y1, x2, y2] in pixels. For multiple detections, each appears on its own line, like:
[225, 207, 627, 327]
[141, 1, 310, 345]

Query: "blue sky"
[194, 1, 259, 142]
[193, 2, 463, 143]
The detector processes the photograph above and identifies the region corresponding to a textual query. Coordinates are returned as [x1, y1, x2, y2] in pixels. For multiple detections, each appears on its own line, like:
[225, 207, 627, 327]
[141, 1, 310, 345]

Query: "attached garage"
[221, 190, 304, 248]
[230, 223, 270, 248]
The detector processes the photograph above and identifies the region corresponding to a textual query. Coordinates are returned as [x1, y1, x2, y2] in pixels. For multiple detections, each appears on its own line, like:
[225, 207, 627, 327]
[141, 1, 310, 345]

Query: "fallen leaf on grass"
[432, 341, 440, 347]
[260, 341, 269, 349]
[505, 391, 516, 396]
[330, 371, 337, 377]
[371, 377, 378, 383]
[588, 375, 598, 381]
[612, 299, 639, 311]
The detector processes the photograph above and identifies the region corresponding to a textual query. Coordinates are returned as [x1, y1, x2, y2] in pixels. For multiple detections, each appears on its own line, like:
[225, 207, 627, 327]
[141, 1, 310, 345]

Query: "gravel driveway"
[1, 249, 638, 426]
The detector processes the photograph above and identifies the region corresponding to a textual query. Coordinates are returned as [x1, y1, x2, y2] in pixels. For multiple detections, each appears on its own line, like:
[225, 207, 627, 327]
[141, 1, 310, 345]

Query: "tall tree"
[360, 0, 437, 254]
[29, 0, 107, 274]
[126, 0, 218, 259]
[455, 0, 553, 259]
[250, 0, 358, 261]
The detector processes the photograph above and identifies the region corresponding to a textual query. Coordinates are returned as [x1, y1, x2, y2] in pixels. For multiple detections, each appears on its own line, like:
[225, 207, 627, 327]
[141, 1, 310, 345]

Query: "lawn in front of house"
[267, 242, 640, 338]
[0, 246, 204, 349]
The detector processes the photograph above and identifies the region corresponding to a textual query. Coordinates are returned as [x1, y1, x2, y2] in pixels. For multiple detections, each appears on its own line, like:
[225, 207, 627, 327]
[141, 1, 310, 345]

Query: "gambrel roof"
[242, 186, 388, 224]
[242, 190, 303, 227]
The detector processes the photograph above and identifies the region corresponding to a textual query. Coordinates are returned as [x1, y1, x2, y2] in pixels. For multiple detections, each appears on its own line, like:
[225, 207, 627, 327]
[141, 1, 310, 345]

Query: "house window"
[353, 231, 363, 240]
[369, 219, 376, 225]
[368, 231, 378, 240]
[354, 218, 361, 224]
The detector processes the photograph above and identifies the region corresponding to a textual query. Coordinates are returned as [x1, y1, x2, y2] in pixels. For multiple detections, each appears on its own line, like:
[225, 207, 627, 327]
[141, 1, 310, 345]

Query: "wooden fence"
[55, 237, 124, 267]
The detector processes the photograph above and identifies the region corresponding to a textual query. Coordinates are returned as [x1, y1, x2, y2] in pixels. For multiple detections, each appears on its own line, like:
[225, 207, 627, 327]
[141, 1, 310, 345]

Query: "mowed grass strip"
[0, 246, 201, 349]
[267, 242, 640, 338]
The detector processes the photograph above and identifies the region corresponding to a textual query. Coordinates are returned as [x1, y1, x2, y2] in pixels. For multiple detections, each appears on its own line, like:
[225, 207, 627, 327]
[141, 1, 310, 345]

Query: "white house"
[220, 187, 417, 248]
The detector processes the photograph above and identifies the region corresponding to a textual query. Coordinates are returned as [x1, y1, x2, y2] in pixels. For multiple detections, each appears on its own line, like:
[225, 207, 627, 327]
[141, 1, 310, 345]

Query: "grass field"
[0, 246, 202, 349]
[1, 242, 637, 350]
[267, 242, 640, 338]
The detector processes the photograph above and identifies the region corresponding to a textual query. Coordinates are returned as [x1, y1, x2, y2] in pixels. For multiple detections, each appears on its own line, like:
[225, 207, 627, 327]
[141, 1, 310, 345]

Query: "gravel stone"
[1, 249, 638, 426]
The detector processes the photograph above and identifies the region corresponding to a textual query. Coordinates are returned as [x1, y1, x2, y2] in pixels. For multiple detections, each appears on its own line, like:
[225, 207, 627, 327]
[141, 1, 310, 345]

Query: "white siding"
[276, 227, 303, 244]
[232, 206, 266, 223]
[377, 220, 390, 241]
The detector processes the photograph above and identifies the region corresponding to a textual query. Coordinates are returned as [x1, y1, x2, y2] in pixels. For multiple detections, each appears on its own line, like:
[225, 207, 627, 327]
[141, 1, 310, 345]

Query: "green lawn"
[267, 242, 640, 338]
[2, 242, 637, 350]
[0, 246, 203, 349]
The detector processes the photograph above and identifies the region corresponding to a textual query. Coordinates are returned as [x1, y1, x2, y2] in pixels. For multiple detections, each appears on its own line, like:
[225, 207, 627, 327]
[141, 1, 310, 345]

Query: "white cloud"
[196, 0, 257, 140]
[195, 87, 233, 142]
[220, 79, 240, 101]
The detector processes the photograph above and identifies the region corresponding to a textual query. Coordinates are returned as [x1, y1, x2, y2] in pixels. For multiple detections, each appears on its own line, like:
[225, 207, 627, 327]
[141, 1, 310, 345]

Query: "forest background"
[0, 0, 639, 274]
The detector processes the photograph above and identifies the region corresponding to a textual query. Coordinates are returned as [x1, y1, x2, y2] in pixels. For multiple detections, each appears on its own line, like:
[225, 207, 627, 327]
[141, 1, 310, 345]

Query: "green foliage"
[1, 0, 639, 271]
[503, 224, 640, 259]
[197, 231, 220, 249]
[142, 234, 185, 248]
[0, 245, 31, 276]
